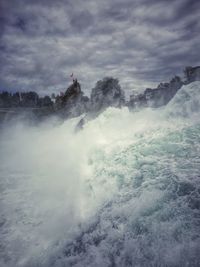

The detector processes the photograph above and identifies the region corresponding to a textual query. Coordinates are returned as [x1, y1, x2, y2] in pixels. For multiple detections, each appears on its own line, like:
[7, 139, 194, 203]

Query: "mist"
[1, 82, 200, 266]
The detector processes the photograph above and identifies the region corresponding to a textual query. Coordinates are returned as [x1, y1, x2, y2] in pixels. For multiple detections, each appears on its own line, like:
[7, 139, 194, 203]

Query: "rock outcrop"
[128, 76, 183, 109]
[55, 79, 89, 119]
[75, 77, 125, 131]
[1, 66, 200, 125]
[90, 77, 125, 114]
[128, 66, 200, 110]
[184, 66, 200, 84]
[145, 76, 183, 108]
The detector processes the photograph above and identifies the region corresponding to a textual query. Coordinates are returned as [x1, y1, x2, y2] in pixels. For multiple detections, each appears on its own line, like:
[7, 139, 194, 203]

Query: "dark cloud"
[70, 10, 94, 31]
[14, 18, 27, 32]
[0, 0, 199, 96]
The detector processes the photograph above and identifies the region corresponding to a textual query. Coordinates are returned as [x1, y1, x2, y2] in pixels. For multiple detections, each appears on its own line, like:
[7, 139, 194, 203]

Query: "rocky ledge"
[1, 66, 200, 126]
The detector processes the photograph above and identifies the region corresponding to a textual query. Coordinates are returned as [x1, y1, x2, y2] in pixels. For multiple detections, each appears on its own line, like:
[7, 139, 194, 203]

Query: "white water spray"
[1, 82, 200, 267]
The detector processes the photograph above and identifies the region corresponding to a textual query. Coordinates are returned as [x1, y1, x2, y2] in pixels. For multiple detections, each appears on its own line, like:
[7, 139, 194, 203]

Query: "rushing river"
[0, 82, 200, 267]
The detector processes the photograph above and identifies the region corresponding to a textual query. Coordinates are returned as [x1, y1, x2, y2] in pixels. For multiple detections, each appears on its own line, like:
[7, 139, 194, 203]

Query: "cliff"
[54, 79, 89, 119]
[90, 77, 125, 114]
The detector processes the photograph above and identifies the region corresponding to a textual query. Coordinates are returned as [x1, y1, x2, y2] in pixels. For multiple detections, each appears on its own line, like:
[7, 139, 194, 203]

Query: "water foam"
[0, 82, 200, 266]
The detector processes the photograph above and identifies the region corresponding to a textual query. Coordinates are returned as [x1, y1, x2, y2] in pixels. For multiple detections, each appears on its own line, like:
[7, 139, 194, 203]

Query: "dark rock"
[1, 65, 200, 124]
[144, 76, 183, 107]
[55, 79, 89, 119]
[184, 66, 200, 84]
[90, 77, 125, 114]
[74, 77, 125, 131]
[128, 76, 183, 109]
[128, 93, 148, 109]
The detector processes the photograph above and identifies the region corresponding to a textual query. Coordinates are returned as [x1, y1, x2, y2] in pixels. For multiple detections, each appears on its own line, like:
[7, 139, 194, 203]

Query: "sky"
[0, 0, 199, 97]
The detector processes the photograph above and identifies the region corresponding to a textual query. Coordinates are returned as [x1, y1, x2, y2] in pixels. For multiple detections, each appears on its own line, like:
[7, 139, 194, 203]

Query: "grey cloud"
[0, 0, 199, 96]
[70, 10, 94, 31]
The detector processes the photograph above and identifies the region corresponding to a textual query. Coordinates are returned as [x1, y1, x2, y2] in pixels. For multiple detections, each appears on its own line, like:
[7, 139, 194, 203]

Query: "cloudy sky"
[0, 0, 199, 96]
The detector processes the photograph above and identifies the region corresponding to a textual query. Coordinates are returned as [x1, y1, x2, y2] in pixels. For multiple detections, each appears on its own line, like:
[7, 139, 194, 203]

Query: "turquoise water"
[0, 82, 200, 267]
